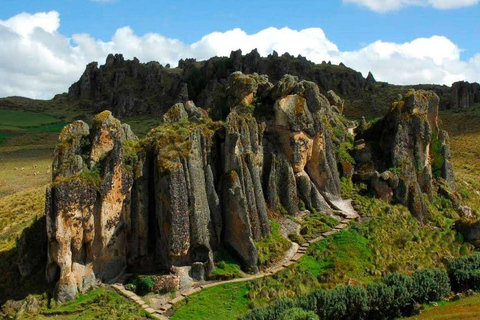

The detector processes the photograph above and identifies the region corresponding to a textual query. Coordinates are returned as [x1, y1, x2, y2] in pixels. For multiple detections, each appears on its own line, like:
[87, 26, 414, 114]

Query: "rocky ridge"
[64, 52, 480, 120]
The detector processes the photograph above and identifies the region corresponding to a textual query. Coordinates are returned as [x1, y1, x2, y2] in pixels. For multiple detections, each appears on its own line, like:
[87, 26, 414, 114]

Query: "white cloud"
[0, 11, 479, 99]
[344, 0, 479, 12]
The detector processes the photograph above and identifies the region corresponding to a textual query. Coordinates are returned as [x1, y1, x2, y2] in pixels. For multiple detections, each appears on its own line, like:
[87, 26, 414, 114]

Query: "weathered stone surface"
[450, 81, 480, 109]
[224, 112, 270, 239]
[47, 111, 133, 301]
[52, 121, 90, 180]
[43, 71, 381, 302]
[163, 103, 188, 123]
[354, 90, 455, 221]
[326, 90, 344, 114]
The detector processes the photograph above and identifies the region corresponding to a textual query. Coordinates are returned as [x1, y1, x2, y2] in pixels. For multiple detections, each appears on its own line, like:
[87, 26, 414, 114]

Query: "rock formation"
[450, 81, 480, 110]
[65, 51, 369, 118]
[44, 60, 463, 302]
[46, 70, 361, 301]
[354, 90, 457, 221]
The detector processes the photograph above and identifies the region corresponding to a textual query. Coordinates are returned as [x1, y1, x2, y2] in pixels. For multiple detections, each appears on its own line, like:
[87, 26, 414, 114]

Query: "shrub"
[241, 298, 297, 320]
[381, 273, 414, 317]
[411, 268, 451, 304]
[255, 221, 291, 267]
[448, 253, 480, 291]
[278, 308, 319, 320]
[318, 286, 369, 320]
[135, 276, 155, 295]
[366, 282, 395, 320]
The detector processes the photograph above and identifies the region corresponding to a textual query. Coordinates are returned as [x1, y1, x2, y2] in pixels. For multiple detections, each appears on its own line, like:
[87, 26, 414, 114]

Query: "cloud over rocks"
[0, 11, 479, 99]
[343, 0, 479, 12]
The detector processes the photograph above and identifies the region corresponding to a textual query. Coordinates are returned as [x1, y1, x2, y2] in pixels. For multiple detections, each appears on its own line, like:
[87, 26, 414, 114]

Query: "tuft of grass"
[209, 251, 244, 280]
[255, 221, 291, 268]
[299, 213, 338, 240]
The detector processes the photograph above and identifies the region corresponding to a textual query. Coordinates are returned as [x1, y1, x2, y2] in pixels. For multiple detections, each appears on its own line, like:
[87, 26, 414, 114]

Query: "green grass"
[299, 213, 339, 240]
[28, 287, 147, 319]
[403, 294, 480, 320]
[0, 132, 11, 144]
[0, 109, 60, 129]
[247, 228, 375, 304]
[170, 282, 251, 320]
[255, 221, 292, 268]
[209, 251, 244, 280]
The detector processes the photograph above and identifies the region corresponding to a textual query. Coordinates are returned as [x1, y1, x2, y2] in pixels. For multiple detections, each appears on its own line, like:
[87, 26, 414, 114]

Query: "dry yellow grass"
[440, 107, 480, 213]
[0, 132, 55, 197]
[0, 186, 46, 252]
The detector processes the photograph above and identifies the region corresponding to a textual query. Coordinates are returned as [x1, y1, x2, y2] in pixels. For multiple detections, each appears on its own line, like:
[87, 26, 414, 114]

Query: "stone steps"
[110, 209, 357, 319]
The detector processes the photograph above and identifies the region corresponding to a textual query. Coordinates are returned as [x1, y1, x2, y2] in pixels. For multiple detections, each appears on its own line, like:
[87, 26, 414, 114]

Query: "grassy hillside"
[1, 98, 480, 319]
[404, 294, 480, 320]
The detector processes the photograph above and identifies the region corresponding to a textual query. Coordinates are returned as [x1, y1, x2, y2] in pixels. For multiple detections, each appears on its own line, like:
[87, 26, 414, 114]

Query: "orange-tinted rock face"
[46, 112, 133, 301]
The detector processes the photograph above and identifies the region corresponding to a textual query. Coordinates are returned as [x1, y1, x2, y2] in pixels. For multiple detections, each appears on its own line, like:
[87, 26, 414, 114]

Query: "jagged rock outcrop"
[354, 90, 456, 220]
[450, 81, 480, 109]
[46, 71, 363, 301]
[66, 51, 369, 118]
[46, 111, 134, 302]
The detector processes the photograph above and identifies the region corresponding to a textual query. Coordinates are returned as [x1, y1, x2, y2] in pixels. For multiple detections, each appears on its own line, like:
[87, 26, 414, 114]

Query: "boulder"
[326, 90, 344, 114]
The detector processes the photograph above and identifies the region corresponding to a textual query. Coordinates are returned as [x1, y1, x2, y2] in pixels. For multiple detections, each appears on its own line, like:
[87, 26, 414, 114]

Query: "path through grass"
[170, 282, 251, 320]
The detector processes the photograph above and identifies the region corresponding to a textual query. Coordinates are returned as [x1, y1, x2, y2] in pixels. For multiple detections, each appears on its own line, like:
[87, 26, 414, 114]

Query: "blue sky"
[1, 0, 479, 58]
[0, 0, 479, 98]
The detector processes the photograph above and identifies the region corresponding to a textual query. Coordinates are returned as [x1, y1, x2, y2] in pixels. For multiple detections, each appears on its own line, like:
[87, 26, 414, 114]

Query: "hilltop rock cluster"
[47, 71, 359, 301]
[354, 90, 458, 221]
[450, 81, 480, 109]
[65, 51, 371, 118]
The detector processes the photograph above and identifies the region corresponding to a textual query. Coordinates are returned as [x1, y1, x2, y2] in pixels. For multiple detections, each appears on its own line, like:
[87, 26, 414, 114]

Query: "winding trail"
[111, 214, 357, 320]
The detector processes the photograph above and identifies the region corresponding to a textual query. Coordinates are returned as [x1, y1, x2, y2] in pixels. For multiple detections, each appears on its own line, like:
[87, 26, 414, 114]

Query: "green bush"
[255, 221, 291, 267]
[448, 253, 480, 291]
[131, 275, 155, 296]
[381, 273, 414, 317]
[318, 286, 369, 320]
[242, 298, 297, 320]
[278, 308, 319, 320]
[366, 282, 395, 320]
[411, 268, 451, 304]
[243, 256, 480, 320]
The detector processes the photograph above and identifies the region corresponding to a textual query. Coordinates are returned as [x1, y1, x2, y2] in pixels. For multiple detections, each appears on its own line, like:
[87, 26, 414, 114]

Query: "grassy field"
[0, 109, 60, 130]
[404, 294, 480, 320]
[170, 282, 251, 320]
[2, 287, 149, 319]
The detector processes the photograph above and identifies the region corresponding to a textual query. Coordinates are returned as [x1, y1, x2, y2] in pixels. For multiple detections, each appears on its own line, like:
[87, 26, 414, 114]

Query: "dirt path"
[111, 215, 357, 320]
